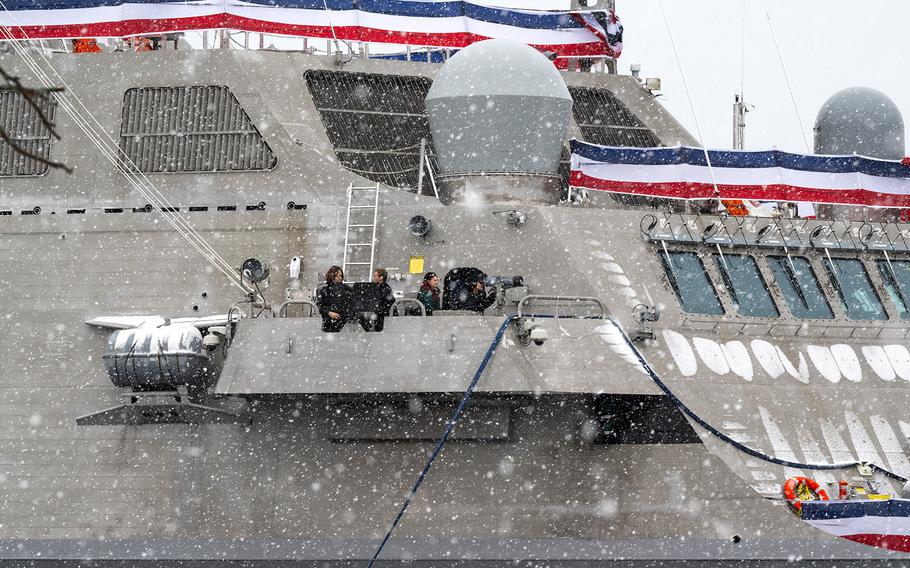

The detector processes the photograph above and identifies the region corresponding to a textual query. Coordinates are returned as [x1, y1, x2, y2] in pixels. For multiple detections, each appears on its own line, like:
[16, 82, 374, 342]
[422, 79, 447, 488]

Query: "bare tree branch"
[0, 66, 63, 140]
[0, 64, 71, 173]
[0, 123, 73, 173]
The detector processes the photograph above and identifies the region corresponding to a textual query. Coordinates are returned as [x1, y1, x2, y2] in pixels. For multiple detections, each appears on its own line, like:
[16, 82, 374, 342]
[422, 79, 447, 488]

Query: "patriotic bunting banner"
[0, 0, 621, 59]
[570, 139, 910, 208]
[801, 499, 910, 552]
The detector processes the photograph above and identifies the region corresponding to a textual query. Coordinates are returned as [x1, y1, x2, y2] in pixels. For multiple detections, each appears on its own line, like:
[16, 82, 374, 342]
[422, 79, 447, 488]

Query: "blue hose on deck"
[605, 317, 909, 483]
[367, 315, 516, 567]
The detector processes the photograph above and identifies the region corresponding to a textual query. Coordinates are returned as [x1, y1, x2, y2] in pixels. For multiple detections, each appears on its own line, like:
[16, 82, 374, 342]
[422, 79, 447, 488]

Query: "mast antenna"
[733, 94, 748, 150]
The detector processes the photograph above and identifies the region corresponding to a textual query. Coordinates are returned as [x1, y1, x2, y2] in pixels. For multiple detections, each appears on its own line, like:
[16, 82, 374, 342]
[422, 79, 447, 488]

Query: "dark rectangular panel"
[305, 70, 437, 189]
[327, 401, 511, 441]
[570, 86, 662, 148]
[0, 89, 56, 177]
[591, 394, 701, 444]
[118, 85, 277, 173]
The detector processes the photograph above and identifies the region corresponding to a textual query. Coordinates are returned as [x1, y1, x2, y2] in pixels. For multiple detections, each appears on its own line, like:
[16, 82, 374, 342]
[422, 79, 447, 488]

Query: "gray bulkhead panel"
[0, 49, 904, 562]
[0, 49, 691, 213]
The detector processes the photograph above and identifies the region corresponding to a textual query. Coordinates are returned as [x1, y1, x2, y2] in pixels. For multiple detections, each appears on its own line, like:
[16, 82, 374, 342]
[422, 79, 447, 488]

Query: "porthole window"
[822, 258, 887, 320]
[659, 251, 724, 315]
[767, 256, 833, 319]
[876, 259, 910, 320]
[713, 253, 779, 318]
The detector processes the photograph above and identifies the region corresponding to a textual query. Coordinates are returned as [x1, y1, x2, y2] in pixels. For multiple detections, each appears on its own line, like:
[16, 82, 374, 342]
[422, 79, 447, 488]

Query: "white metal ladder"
[342, 183, 380, 282]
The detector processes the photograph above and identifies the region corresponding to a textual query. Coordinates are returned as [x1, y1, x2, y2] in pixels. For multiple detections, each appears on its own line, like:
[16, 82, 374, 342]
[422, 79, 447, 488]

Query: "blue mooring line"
[368, 314, 908, 566]
[367, 315, 516, 567]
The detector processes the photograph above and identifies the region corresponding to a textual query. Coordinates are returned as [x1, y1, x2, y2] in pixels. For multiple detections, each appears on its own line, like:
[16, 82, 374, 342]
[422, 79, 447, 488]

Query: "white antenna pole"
[733, 94, 746, 150]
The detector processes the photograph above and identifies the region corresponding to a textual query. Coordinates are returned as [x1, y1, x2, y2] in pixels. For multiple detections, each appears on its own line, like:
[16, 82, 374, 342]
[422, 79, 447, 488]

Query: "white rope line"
[0, 14, 250, 292]
[657, 0, 721, 205]
[739, 0, 746, 99]
[762, 0, 811, 153]
[22, 43, 243, 283]
[1, 41, 244, 292]
[0, 22, 243, 284]
[0, 33, 243, 284]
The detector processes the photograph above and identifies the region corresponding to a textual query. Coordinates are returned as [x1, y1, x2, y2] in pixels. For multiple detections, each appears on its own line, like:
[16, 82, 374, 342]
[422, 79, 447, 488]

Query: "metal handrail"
[517, 295, 607, 319]
[391, 298, 426, 317]
[278, 300, 319, 318]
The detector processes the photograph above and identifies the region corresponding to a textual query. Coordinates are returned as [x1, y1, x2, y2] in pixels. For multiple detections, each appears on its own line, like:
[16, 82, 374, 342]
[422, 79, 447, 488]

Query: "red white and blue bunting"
[801, 499, 910, 552]
[570, 139, 910, 208]
[0, 0, 621, 59]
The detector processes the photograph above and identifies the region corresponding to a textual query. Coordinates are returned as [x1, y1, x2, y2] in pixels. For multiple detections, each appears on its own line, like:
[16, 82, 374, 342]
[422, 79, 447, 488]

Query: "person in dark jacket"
[417, 272, 441, 315]
[358, 268, 395, 331]
[316, 265, 353, 332]
[450, 272, 496, 314]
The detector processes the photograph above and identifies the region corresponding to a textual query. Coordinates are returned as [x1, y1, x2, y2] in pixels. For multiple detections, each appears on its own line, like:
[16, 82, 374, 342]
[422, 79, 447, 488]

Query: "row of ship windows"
[660, 251, 910, 321]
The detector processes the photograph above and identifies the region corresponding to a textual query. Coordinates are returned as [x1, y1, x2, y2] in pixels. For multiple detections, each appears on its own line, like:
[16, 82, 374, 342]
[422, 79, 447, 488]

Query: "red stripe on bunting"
[2, 15, 227, 39]
[570, 170, 910, 208]
[3, 15, 614, 57]
[844, 534, 910, 552]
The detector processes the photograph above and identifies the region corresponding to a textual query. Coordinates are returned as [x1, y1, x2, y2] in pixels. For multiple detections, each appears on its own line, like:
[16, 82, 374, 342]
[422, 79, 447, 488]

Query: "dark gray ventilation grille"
[0, 90, 57, 177]
[569, 86, 662, 148]
[305, 70, 437, 189]
[118, 86, 277, 173]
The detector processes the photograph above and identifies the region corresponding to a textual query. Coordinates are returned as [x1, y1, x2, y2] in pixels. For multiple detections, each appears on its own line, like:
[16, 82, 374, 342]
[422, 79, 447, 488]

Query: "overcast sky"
[613, 0, 909, 153]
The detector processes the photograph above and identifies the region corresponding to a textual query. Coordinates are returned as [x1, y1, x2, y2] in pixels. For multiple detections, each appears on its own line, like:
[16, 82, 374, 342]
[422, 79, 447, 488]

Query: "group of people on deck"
[417, 271, 496, 315]
[315, 266, 496, 332]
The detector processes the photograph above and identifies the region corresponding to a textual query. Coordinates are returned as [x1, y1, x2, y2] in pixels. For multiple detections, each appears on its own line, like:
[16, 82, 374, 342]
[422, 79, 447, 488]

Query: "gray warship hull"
[0, 47, 909, 565]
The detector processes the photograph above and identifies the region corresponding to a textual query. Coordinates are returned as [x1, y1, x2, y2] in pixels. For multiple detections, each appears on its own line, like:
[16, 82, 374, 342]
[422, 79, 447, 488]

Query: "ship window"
[767, 256, 833, 319]
[876, 259, 910, 320]
[713, 253, 779, 318]
[822, 258, 887, 320]
[1, 89, 57, 177]
[118, 86, 277, 173]
[569, 87, 662, 147]
[659, 251, 724, 315]
[305, 70, 438, 189]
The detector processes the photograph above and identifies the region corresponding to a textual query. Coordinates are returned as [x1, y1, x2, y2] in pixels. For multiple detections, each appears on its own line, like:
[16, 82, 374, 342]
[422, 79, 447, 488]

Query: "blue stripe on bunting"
[356, 0, 462, 18]
[801, 499, 910, 521]
[465, 4, 581, 29]
[4, 0, 586, 30]
[570, 139, 910, 180]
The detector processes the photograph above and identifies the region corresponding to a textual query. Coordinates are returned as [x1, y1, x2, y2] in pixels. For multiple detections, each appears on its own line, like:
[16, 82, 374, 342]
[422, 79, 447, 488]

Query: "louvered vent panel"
[118, 85, 277, 173]
[305, 70, 437, 189]
[0, 89, 57, 177]
[569, 86, 662, 148]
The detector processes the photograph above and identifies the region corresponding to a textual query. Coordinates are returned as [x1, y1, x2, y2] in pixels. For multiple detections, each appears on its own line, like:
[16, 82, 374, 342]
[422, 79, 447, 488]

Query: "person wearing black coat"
[316, 265, 353, 332]
[358, 268, 395, 331]
[450, 272, 496, 314]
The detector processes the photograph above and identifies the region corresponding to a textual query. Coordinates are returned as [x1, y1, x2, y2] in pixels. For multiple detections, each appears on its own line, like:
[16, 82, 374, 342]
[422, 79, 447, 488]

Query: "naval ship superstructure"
[1, 27, 910, 566]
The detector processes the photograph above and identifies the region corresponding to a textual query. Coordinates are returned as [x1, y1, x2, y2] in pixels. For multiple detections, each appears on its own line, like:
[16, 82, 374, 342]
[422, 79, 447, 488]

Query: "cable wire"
[761, 0, 811, 153]
[606, 317, 909, 483]
[368, 316, 516, 567]
[0, 22, 242, 283]
[0, 14, 250, 293]
[657, 0, 722, 207]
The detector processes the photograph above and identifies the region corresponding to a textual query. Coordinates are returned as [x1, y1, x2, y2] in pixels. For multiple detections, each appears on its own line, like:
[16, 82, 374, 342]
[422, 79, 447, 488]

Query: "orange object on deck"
[783, 476, 830, 514]
[72, 38, 101, 53]
[133, 36, 154, 51]
[721, 199, 749, 216]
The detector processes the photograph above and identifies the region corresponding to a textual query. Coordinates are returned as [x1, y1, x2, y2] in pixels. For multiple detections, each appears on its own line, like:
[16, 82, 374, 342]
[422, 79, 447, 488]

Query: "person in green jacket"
[417, 272, 440, 315]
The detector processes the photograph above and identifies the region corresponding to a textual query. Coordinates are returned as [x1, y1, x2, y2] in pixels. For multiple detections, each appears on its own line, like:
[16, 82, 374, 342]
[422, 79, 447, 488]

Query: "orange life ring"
[783, 476, 830, 513]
